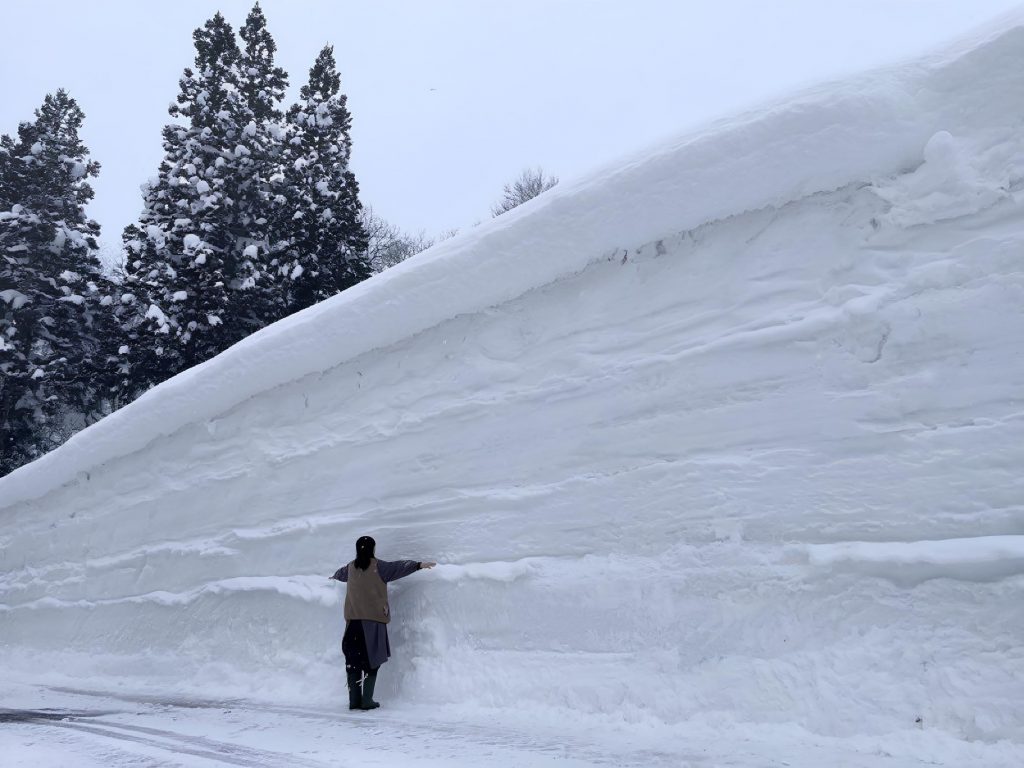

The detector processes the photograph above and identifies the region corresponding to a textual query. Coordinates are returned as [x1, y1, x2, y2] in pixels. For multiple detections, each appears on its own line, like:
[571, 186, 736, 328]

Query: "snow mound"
[5, 20, 1024, 508]
[872, 130, 1016, 227]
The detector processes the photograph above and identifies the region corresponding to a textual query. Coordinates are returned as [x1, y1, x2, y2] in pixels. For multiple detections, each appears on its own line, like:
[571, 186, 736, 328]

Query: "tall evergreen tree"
[238, 3, 287, 122]
[232, 2, 289, 327]
[117, 7, 370, 402]
[279, 45, 370, 314]
[0, 91, 106, 474]
[119, 12, 255, 389]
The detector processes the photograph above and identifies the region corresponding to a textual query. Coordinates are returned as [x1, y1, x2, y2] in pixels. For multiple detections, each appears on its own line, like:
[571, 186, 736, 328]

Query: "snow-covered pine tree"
[232, 2, 290, 328]
[279, 45, 370, 315]
[238, 3, 287, 123]
[119, 11, 262, 392]
[0, 91, 107, 475]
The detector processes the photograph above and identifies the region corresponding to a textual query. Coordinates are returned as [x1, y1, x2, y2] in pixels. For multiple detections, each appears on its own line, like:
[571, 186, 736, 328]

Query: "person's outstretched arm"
[330, 565, 349, 582]
[377, 559, 437, 583]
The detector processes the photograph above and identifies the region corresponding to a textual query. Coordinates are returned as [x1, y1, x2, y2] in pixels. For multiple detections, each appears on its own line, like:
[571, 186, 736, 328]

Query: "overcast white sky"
[2, 0, 1021, 247]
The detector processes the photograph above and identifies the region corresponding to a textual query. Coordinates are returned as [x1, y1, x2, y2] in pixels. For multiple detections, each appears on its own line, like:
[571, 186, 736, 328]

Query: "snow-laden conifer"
[0, 91, 107, 474]
[278, 45, 370, 314]
[119, 12, 256, 387]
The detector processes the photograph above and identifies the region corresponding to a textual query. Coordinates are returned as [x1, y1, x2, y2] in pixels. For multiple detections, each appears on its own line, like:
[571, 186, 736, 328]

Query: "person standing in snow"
[330, 536, 436, 711]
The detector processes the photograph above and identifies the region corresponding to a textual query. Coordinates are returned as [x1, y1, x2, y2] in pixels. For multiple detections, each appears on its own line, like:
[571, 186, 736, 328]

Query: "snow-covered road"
[6, 681, 1018, 768]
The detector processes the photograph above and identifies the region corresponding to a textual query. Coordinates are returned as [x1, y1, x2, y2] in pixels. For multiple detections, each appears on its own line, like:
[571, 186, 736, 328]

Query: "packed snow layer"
[808, 536, 1024, 585]
[5, 17, 1024, 509]
[3, 15, 1024, 764]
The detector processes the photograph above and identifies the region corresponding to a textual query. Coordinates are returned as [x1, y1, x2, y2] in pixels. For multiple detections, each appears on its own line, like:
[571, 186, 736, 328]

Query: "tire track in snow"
[38, 686, 686, 767]
[44, 718, 335, 767]
[2, 705, 336, 767]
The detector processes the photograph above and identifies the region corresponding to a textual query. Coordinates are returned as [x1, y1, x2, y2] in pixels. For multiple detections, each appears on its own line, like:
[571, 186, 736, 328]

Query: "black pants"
[342, 620, 374, 674]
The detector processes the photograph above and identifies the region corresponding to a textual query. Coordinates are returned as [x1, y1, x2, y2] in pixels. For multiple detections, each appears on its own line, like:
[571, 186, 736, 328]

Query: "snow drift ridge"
[4, 18, 1024, 508]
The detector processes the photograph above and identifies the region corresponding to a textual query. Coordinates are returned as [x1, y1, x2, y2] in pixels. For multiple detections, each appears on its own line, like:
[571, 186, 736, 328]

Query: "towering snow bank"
[4, 19, 1024, 507]
[2, 15, 1024, 763]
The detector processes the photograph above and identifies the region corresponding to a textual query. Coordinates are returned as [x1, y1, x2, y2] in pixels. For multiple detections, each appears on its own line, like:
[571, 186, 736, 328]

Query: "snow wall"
[2, 14, 1024, 747]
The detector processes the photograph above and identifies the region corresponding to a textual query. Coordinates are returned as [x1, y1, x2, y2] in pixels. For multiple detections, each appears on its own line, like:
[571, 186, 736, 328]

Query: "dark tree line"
[1, 4, 369, 475]
[116, 7, 370, 397]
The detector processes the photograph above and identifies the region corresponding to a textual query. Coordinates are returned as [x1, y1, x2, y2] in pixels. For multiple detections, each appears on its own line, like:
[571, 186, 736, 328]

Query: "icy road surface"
[4, 682, 1017, 768]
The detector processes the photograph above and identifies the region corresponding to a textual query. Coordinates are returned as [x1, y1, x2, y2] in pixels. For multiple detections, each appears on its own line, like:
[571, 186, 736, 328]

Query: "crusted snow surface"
[2, 16, 1024, 767]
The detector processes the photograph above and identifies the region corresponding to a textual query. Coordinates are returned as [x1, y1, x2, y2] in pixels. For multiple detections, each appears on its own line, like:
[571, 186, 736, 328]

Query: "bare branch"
[491, 166, 558, 217]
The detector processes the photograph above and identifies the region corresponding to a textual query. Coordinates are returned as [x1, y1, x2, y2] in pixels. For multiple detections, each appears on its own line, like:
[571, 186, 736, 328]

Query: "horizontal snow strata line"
[807, 535, 1024, 585]
[0, 575, 340, 612]
[4, 23, 1024, 509]
[0, 558, 560, 607]
[429, 558, 543, 582]
[0, 518, 352, 589]
[0, 555, 625, 605]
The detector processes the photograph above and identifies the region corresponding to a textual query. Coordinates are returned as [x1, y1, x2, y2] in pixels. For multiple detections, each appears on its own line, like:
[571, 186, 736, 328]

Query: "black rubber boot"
[361, 669, 380, 710]
[346, 669, 363, 710]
